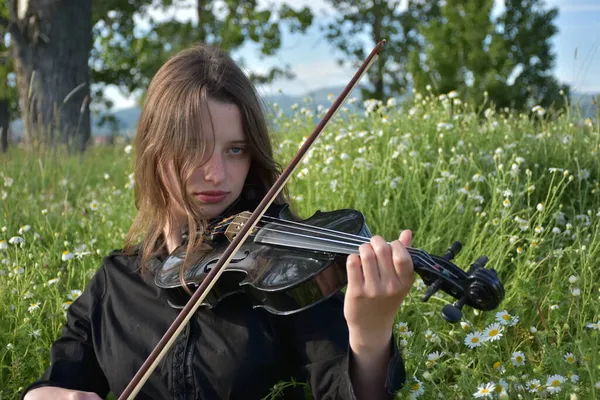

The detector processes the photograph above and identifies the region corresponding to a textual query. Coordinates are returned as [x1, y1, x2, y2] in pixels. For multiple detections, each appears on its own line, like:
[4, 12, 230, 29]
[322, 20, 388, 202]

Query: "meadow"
[0, 90, 599, 399]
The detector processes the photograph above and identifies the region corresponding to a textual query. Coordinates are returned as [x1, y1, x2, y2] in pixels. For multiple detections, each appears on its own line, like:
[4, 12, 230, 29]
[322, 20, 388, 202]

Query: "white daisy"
[473, 382, 495, 398]
[464, 332, 484, 349]
[511, 351, 526, 366]
[483, 323, 503, 342]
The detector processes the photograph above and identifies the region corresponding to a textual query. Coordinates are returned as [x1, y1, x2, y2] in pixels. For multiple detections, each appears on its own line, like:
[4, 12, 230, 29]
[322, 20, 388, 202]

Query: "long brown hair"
[123, 43, 287, 286]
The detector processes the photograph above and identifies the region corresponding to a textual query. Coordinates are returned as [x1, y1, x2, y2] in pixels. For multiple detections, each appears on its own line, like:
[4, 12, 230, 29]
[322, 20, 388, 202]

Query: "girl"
[22, 44, 414, 400]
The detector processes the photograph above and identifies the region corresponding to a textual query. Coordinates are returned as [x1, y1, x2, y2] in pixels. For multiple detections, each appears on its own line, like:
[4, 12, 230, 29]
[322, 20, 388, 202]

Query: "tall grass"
[1, 91, 599, 399]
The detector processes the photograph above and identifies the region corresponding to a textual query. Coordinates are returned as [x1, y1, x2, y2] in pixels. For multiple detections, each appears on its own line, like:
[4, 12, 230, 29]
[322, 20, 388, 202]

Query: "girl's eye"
[230, 146, 246, 155]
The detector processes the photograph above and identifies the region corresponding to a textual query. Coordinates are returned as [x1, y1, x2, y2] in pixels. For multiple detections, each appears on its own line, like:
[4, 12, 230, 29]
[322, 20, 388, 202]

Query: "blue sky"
[106, 0, 600, 109]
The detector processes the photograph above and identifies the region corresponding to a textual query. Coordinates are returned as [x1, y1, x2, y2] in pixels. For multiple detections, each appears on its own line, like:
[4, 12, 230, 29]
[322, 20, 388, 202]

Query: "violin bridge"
[224, 211, 258, 242]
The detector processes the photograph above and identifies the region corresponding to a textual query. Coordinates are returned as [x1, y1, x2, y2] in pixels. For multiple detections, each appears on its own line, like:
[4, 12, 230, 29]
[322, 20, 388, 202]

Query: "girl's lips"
[195, 192, 228, 204]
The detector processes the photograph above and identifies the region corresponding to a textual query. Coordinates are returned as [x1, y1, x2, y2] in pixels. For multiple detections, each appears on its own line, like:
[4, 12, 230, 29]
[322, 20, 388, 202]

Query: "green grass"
[1, 92, 599, 399]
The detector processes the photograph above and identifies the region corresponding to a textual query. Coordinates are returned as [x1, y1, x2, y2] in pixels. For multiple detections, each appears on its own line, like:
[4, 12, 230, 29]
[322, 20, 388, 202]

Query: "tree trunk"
[11, 0, 92, 152]
[0, 99, 9, 152]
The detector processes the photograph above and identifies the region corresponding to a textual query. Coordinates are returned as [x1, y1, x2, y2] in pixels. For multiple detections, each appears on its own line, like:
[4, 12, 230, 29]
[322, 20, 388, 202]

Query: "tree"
[407, 0, 569, 112]
[3, 0, 93, 152]
[91, 0, 314, 108]
[0, 2, 19, 152]
[321, 0, 439, 101]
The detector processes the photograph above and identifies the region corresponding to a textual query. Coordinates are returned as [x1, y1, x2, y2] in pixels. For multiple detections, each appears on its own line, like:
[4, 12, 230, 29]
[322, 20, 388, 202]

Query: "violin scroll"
[415, 241, 505, 323]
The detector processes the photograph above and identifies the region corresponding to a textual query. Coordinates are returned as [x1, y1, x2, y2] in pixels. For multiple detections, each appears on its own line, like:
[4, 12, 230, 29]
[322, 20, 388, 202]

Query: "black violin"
[155, 203, 505, 323]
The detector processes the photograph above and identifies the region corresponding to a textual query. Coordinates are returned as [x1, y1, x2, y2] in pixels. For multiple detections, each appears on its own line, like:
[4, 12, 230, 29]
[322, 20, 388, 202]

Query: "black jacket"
[21, 200, 406, 399]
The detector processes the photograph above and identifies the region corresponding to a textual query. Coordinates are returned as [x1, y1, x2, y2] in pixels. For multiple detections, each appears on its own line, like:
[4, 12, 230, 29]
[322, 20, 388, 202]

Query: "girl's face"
[170, 98, 252, 220]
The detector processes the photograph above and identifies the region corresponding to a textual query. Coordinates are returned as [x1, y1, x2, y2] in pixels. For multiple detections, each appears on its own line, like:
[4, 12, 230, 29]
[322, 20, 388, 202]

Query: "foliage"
[408, 0, 569, 112]
[91, 0, 313, 108]
[0, 1, 18, 114]
[0, 90, 599, 398]
[322, 0, 437, 100]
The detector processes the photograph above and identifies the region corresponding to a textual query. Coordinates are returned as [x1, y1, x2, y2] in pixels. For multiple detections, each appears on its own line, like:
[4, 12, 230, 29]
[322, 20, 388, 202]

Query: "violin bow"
[118, 40, 387, 399]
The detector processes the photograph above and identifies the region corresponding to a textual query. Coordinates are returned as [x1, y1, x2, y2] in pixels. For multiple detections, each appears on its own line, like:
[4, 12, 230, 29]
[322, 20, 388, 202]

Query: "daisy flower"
[511, 351, 526, 366]
[483, 323, 503, 342]
[409, 377, 424, 399]
[28, 302, 41, 313]
[68, 289, 82, 301]
[546, 374, 566, 394]
[464, 332, 484, 349]
[473, 382, 495, 398]
[564, 352, 576, 364]
[526, 379, 542, 393]
[495, 310, 512, 325]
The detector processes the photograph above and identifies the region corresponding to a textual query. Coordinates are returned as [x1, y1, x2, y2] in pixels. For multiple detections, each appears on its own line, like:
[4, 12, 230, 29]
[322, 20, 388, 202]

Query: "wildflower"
[502, 199, 511, 208]
[546, 374, 565, 393]
[570, 288, 581, 296]
[511, 351, 526, 366]
[526, 379, 542, 393]
[536, 203, 544, 211]
[62, 251, 74, 261]
[28, 302, 41, 313]
[124, 144, 133, 154]
[464, 332, 484, 349]
[564, 352, 576, 364]
[426, 351, 444, 368]
[473, 382, 495, 398]
[0, 240, 7, 250]
[89, 200, 99, 211]
[409, 377, 424, 398]
[18, 225, 31, 234]
[62, 301, 72, 310]
[492, 361, 505, 374]
[495, 310, 512, 325]
[460, 321, 470, 331]
[395, 322, 409, 335]
[8, 236, 24, 245]
[29, 329, 41, 338]
[472, 173, 485, 182]
[483, 323, 503, 342]
[568, 275, 578, 284]
[568, 373, 579, 383]
[68, 289, 82, 301]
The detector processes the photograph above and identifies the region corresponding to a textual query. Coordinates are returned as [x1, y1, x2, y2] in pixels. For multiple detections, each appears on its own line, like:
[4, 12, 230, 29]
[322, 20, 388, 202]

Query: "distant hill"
[9, 86, 598, 137]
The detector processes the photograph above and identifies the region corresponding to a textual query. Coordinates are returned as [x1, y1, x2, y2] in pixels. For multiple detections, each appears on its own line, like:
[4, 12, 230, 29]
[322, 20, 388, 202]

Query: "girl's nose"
[202, 152, 225, 184]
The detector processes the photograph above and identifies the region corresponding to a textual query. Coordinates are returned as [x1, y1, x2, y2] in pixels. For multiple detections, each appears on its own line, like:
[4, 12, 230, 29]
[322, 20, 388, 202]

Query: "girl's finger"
[358, 241, 380, 293]
[370, 235, 396, 284]
[346, 253, 364, 291]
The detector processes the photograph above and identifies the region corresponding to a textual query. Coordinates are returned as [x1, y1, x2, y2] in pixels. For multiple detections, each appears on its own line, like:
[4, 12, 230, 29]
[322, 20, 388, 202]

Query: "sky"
[105, 0, 600, 109]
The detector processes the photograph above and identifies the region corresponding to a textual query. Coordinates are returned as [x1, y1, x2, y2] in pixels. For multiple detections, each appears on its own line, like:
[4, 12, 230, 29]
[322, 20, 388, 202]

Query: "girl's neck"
[163, 218, 185, 254]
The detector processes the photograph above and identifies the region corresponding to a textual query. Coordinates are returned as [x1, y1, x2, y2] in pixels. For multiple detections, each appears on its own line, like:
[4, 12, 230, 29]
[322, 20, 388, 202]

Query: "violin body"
[155, 205, 373, 315]
[155, 203, 505, 320]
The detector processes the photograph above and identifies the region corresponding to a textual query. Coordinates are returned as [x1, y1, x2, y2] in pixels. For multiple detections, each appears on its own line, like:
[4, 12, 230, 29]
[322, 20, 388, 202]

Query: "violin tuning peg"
[442, 296, 467, 323]
[421, 279, 443, 302]
[467, 255, 489, 274]
[443, 241, 462, 261]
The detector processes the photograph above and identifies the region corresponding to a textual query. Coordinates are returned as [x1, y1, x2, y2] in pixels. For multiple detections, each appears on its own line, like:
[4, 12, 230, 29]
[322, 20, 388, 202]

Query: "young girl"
[22, 44, 414, 400]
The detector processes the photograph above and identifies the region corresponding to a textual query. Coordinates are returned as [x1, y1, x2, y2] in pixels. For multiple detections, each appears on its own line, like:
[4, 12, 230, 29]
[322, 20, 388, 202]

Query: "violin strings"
[223, 217, 448, 276]
[236, 213, 387, 244]
[222, 214, 453, 276]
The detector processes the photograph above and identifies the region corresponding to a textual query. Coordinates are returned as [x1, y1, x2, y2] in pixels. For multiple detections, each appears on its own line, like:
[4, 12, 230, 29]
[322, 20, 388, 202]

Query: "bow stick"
[118, 39, 387, 400]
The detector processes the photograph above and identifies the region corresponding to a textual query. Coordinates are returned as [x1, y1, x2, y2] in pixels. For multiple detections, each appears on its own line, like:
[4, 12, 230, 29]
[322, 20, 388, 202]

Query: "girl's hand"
[343, 230, 414, 350]
[24, 387, 102, 400]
